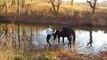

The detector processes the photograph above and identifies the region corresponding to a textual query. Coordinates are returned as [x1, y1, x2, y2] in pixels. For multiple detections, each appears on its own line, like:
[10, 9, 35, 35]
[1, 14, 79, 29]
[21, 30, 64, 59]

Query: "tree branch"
[87, 0, 94, 9]
[87, 0, 97, 14]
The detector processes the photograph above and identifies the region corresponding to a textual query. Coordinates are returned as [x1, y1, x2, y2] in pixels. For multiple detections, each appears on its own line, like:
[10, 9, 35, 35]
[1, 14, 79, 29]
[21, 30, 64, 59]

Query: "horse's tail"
[72, 30, 76, 45]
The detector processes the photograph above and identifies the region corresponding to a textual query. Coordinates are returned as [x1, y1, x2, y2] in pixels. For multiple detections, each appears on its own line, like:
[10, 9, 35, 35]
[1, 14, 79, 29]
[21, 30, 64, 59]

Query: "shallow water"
[0, 24, 107, 54]
[31, 26, 107, 54]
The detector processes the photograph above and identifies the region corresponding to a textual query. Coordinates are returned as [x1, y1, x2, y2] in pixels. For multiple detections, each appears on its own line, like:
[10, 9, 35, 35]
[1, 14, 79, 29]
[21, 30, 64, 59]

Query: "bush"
[38, 53, 56, 60]
[14, 54, 23, 60]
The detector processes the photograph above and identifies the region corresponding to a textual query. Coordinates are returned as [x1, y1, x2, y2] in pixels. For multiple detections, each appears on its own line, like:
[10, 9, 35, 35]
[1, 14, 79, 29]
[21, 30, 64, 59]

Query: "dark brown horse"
[53, 26, 76, 48]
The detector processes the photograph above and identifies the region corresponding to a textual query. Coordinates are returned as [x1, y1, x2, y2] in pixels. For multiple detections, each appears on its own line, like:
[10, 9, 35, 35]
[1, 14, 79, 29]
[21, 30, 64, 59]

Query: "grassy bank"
[0, 45, 107, 60]
[0, 2, 107, 26]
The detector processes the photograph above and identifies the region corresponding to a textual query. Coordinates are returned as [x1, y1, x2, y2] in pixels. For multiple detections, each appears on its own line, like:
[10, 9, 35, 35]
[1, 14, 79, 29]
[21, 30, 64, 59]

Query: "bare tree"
[17, 0, 20, 15]
[4, 0, 8, 15]
[87, 0, 97, 46]
[11, 0, 16, 5]
[21, 0, 25, 8]
[2, 0, 11, 15]
[71, 0, 74, 5]
[49, 0, 62, 15]
[87, 0, 97, 14]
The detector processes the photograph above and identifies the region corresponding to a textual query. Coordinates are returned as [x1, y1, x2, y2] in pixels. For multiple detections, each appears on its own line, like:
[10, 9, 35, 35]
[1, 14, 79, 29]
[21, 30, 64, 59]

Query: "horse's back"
[61, 26, 75, 36]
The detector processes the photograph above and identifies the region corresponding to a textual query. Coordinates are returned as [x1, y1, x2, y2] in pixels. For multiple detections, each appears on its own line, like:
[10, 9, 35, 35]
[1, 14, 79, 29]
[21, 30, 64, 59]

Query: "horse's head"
[53, 34, 57, 40]
[53, 29, 58, 40]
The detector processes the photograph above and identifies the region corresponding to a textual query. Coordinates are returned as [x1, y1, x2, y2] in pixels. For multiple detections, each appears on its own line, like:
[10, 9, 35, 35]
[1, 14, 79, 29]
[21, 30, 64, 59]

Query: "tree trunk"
[87, 0, 97, 14]
[12, 0, 15, 5]
[4, 0, 8, 15]
[71, 0, 74, 5]
[22, 0, 25, 8]
[17, 0, 20, 15]
[17, 24, 20, 49]
[49, 0, 62, 15]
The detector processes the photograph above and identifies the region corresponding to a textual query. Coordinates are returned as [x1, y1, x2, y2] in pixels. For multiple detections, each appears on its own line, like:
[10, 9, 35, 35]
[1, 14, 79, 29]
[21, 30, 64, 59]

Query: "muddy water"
[1, 24, 107, 54]
[32, 28, 107, 54]
[30, 25, 107, 54]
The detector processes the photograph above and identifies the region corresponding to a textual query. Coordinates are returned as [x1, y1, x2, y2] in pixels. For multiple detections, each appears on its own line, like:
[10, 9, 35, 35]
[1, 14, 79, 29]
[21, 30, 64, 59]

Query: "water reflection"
[87, 30, 93, 46]
[32, 26, 107, 54]
[0, 24, 107, 54]
[76, 30, 107, 54]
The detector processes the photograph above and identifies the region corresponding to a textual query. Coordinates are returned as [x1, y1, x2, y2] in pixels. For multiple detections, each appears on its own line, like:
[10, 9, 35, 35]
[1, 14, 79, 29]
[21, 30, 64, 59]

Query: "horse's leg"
[67, 37, 72, 48]
[62, 37, 65, 45]
[58, 37, 60, 44]
[46, 34, 51, 46]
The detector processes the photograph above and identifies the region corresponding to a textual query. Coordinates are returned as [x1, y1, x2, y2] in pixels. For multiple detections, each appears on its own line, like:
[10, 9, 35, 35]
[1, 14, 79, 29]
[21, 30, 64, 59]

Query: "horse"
[53, 26, 76, 48]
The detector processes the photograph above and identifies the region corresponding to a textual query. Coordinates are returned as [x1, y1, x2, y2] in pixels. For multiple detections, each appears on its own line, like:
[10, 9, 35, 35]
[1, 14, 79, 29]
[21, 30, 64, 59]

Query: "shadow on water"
[0, 23, 107, 54]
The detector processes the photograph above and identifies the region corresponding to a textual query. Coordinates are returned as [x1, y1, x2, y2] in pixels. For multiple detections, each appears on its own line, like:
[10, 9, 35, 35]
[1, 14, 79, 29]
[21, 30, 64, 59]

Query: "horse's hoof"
[49, 45, 52, 47]
[61, 43, 65, 46]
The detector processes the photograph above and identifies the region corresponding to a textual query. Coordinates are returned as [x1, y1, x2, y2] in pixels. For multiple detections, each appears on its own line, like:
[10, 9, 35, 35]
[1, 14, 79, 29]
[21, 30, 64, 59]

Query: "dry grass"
[0, 46, 106, 60]
[0, 2, 107, 26]
[0, 50, 14, 60]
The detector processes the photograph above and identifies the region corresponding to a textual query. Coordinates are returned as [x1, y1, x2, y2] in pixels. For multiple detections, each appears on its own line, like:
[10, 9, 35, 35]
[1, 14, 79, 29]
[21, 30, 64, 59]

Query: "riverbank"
[0, 45, 107, 60]
[0, 15, 107, 28]
[0, 3, 107, 27]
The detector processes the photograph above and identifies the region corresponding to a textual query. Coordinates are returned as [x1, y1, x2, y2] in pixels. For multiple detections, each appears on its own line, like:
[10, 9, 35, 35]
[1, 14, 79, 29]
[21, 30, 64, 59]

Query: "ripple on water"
[32, 29, 107, 54]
